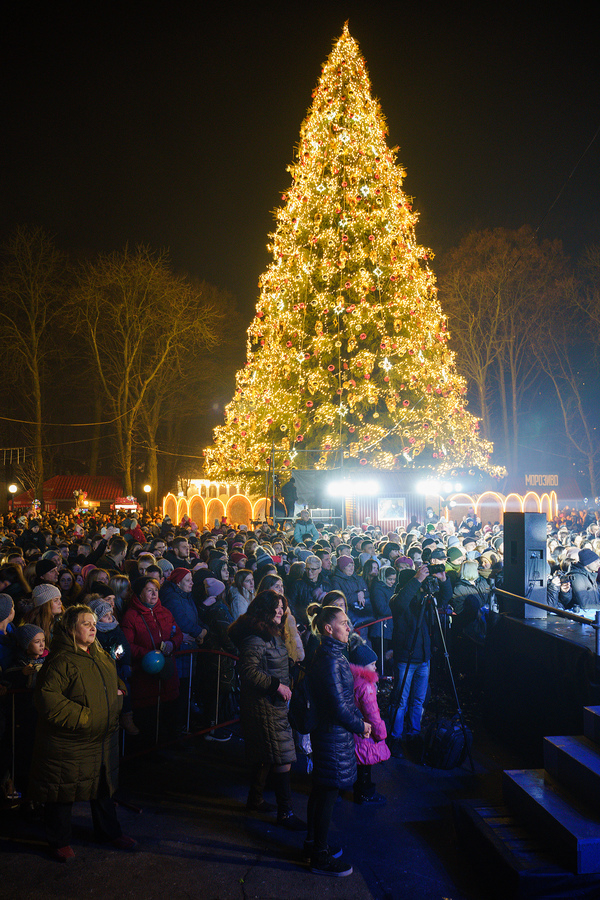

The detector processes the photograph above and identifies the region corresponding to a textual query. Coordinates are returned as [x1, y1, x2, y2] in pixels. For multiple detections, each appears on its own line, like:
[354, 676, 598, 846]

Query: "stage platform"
[483, 614, 600, 762]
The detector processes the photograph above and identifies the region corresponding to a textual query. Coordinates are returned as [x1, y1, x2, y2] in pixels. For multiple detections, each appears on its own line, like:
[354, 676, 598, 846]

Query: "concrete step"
[503, 768, 600, 874]
[453, 799, 600, 898]
[584, 706, 600, 745]
[544, 734, 600, 808]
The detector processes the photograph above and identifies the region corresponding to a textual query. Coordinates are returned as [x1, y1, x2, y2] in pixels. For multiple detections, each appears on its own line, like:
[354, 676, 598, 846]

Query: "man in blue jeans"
[388, 563, 452, 758]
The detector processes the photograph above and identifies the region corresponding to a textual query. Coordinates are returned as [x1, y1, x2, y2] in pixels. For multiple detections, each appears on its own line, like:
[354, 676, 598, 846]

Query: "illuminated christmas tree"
[206, 24, 502, 487]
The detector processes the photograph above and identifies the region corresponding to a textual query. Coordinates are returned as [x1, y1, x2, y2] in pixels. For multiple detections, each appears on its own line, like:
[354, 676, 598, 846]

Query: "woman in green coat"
[29, 604, 136, 861]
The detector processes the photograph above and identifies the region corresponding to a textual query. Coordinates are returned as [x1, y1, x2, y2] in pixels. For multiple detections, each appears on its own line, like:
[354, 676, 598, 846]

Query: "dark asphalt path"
[1, 715, 528, 900]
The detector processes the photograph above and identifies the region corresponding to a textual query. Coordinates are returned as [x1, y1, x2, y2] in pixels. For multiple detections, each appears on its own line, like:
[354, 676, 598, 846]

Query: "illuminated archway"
[475, 491, 504, 525]
[177, 497, 189, 523]
[504, 493, 523, 514]
[163, 493, 177, 521]
[226, 494, 252, 527]
[523, 491, 541, 513]
[189, 495, 206, 528]
[446, 492, 476, 523]
[253, 498, 268, 521]
[540, 492, 552, 520]
[206, 498, 225, 527]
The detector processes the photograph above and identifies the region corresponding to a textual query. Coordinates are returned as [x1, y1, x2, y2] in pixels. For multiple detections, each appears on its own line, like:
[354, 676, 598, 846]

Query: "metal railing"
[496, 588, 600, 656]
[1, 646, 241, 795]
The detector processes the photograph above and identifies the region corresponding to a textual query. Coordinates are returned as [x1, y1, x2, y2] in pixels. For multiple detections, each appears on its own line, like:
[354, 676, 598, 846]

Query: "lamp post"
[143, 484, 152, 515]
[8, 483, 18, 514]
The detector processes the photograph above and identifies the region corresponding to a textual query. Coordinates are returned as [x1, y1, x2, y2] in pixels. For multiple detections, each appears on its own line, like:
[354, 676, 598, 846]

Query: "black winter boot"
[274, 770, 306, 830]
[246, 764, 276, 812]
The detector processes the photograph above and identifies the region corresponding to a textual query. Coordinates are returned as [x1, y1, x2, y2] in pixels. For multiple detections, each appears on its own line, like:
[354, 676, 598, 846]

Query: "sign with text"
[524, 474, 558, 488]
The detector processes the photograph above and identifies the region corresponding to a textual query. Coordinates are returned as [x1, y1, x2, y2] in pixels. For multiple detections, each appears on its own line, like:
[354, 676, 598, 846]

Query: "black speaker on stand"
[501, 512, 547, 618]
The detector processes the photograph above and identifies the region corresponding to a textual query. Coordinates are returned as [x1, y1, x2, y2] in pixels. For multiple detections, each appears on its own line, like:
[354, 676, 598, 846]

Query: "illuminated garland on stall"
[205, 24, 504, 490]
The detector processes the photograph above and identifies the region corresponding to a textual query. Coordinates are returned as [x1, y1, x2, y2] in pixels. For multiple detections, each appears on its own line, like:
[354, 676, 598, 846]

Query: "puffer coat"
[28, 623, 120, 803]
[229, 615, 296, 766]
[349, 663, 391, 765]
[331, 571, 372, 626]
[121, 594, 183, 708]
[309, 636, 364, 789]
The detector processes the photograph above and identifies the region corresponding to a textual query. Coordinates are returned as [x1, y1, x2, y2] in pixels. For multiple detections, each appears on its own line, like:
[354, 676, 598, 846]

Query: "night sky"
[2, 0, 598, 321]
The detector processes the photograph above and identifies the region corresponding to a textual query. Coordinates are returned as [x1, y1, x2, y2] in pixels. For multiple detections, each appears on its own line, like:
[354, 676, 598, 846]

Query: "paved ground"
[1, 702, 530, 900]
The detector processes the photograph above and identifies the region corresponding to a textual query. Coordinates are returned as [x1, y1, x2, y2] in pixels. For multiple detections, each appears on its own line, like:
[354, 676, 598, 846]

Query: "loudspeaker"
[502, 512, 547, 618]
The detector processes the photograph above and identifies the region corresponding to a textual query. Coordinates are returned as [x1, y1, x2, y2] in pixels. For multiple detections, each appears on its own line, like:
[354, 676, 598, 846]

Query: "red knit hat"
[169, 567, 191, 586]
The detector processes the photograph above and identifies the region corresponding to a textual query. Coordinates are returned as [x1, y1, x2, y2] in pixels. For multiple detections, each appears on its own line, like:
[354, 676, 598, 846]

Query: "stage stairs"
[454, 706, 600, 898]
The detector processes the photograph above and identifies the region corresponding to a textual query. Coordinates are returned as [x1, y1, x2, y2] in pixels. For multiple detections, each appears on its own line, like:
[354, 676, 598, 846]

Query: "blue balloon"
[141, 650, 165, 674]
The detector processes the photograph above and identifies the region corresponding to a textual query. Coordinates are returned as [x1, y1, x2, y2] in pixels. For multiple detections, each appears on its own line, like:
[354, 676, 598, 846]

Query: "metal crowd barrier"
[0, 647, 241, 794]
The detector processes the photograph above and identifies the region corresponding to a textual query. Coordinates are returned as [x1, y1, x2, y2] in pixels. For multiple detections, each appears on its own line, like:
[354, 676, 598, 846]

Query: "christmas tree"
[205, 24, 502, 488]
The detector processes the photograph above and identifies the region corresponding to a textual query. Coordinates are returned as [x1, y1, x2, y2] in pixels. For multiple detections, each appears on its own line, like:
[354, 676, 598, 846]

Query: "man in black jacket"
[560, 549, 600, 611]
[388, 564, 452, 757]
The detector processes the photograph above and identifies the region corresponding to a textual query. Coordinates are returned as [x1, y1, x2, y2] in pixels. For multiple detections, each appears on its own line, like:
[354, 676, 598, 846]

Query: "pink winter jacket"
[349, 663, 391, 765]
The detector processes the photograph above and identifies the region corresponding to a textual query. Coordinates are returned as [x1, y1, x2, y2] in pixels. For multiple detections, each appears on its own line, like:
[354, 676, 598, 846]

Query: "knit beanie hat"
[17, 624, 44, 650]
[88, 598, 113, 621]
[156, 558, 174, 575]
[336, 555, 354, 569]
[0, 593, 14, 621]
[349, 640, 378, 668]
[35, 559, 58, 578]
[579, 549, 600, 567]
[447, 535, 461, 547]
[32, 583, 62, 607]
[229, 551, 247, 566]
[447, 547, 463, 564]
[396, 556, 413, 568]
[42, 550, 60, 561]
[169, 567, 191, 586]
[204, 578, 225, 598]
[430, 548, 447, 560]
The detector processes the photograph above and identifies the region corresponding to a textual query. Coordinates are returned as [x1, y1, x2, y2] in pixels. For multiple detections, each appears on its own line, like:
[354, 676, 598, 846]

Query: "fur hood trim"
[349, 662, 379, 684]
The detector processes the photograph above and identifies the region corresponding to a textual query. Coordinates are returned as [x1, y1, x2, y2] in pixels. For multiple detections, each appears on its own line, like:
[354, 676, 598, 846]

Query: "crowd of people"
[1, 500, 599, 874]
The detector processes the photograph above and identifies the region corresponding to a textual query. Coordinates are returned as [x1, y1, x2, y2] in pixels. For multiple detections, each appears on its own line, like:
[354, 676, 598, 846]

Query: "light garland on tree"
[205, 23, 505, 490]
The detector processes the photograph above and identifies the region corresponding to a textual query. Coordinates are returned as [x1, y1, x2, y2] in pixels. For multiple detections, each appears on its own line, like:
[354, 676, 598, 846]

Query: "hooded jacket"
[28, 623, 120, 803]
[229, 614, 295, 766]
[349, 663, 391, 766]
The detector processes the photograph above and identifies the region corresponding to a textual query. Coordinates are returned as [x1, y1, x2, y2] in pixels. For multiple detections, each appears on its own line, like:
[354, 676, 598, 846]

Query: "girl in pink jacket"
[349, 638, 390, 804]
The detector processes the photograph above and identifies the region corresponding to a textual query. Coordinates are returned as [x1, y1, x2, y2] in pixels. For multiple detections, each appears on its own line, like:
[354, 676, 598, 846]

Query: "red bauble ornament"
[306, 401, 313, 408]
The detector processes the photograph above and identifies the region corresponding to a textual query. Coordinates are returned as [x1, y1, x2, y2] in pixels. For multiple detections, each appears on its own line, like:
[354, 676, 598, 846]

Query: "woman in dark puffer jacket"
[306, 605, 370, 877]
[229, 589, 303, 830]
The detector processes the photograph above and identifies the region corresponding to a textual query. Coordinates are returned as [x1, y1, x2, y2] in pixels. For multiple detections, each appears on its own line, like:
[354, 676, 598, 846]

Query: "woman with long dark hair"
[229, 589, 304, 829]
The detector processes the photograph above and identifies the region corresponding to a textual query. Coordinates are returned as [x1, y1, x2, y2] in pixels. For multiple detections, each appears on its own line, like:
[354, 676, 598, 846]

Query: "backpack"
[421, 715, 472, 769]
[288, 669, 318, 735]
